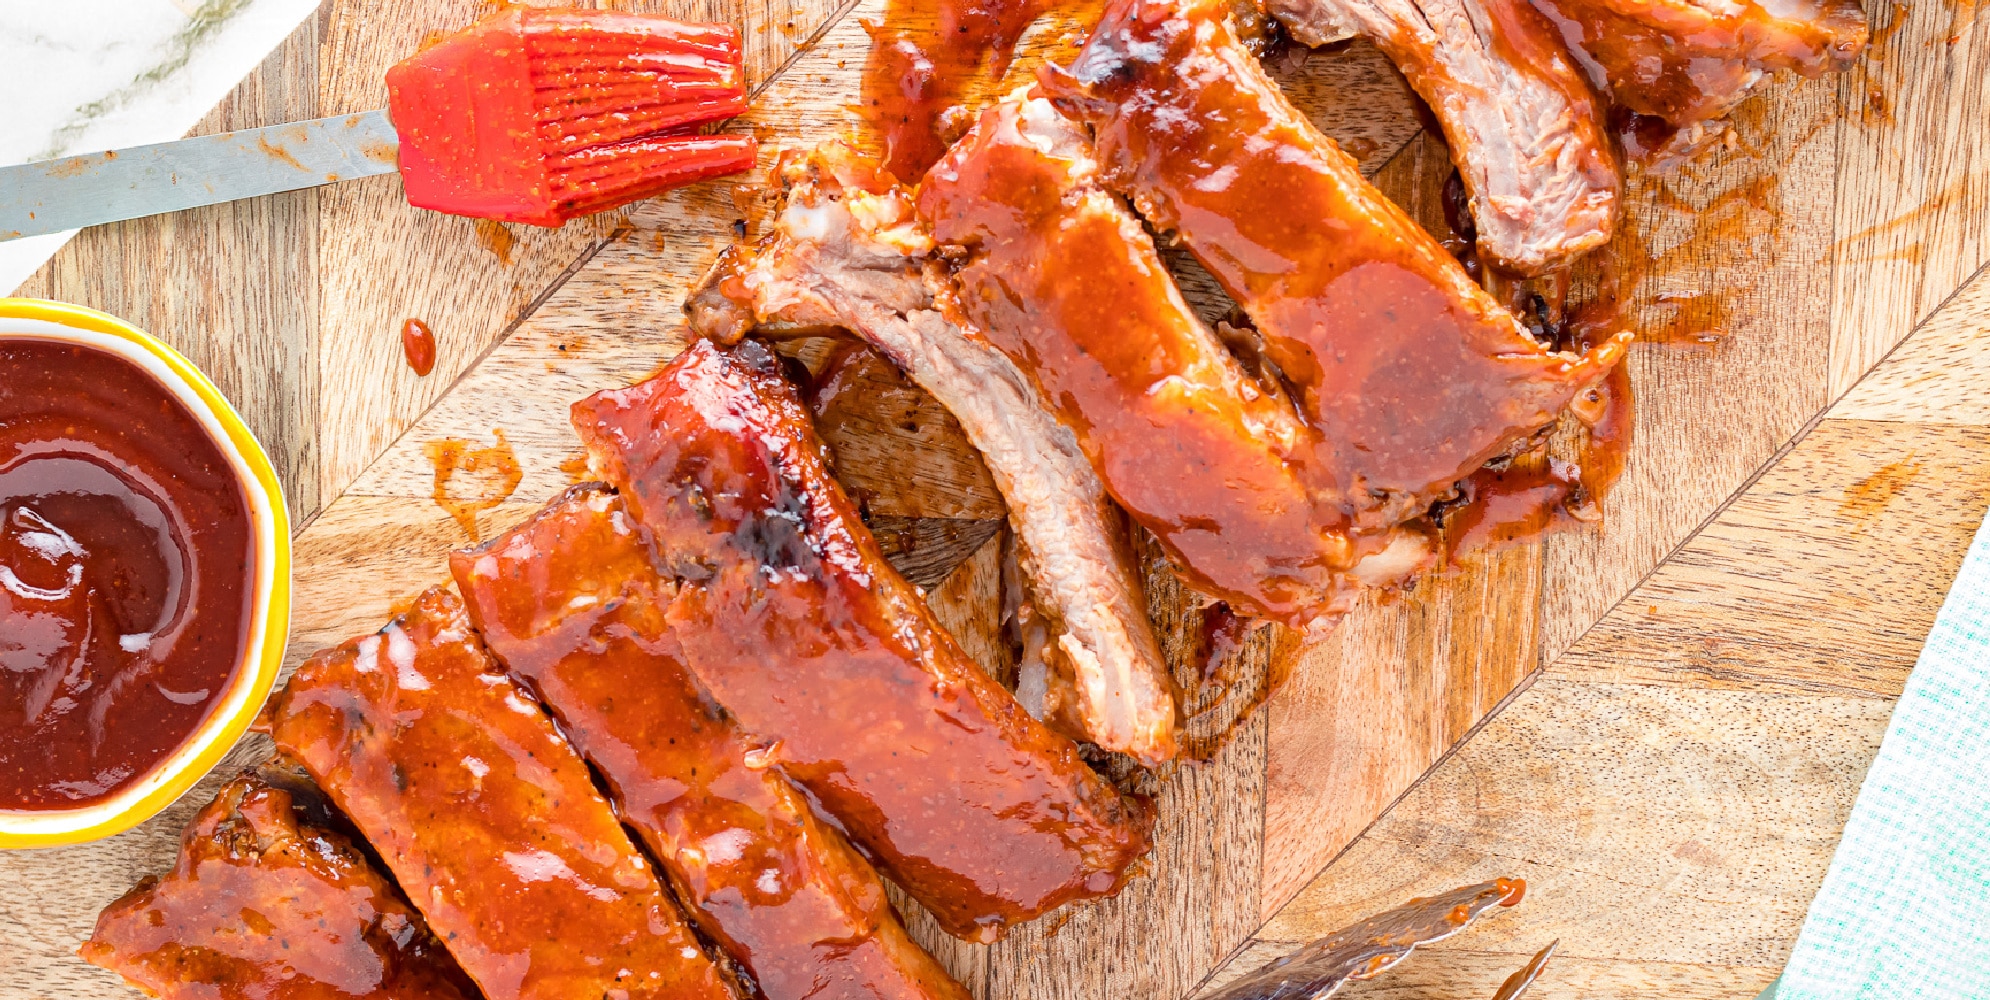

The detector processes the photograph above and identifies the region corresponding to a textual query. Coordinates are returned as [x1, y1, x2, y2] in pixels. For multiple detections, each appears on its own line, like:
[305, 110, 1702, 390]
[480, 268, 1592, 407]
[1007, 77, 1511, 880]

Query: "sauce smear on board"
[0, 339, 254, 811]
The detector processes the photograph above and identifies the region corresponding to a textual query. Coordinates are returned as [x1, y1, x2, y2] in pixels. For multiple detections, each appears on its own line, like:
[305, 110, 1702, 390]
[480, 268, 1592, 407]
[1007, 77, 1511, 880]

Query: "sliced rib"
[82, 769, 478, 1000]
[1045, 0, 1629, 531]
[452, 484, 972, 1000]
[915, 91, 1368, 627]
[1266, 0, 1619, 274]
[570, 340, 1154, 942]
[1528, 0, 1868, 126]
[265, 587, 734, 1000]
[684, 144, 1180, 765]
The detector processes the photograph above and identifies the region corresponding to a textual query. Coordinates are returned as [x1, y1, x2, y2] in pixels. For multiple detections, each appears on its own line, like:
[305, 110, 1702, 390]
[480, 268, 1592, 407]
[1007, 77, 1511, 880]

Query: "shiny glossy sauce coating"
[862, 0, 1079, 179]
[571, 339, 1154, 942]
[916, 94, 1356, 626]
[688, 142, 1179, 763]
[1528, 0, 1868, 125]
[452, 485, 971, 1000]
[1045, 0, 1626, 523]
[81, 770, 477, 1000]
[0, 338, 253, 811]
[264, 587, 733, 1000]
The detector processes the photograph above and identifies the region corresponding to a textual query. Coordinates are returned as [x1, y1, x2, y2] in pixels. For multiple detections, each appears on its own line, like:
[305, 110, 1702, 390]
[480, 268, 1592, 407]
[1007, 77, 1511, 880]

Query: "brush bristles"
[524, 13, 746, 148]
[531, 45, 742, 76]
[538, 97, 751, 150]
[547, 134, 758, 217]
[520, 9, 741, 54]
[392, 7, 753, 225]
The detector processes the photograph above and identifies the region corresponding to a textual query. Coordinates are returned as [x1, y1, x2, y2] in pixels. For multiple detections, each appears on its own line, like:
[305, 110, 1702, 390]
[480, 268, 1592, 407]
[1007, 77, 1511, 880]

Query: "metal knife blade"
[0, 110, 400, 242]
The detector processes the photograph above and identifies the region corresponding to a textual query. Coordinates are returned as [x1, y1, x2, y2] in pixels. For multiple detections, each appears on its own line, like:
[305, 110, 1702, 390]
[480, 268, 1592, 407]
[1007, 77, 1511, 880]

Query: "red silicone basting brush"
[1, 7, 759, 240]
[386, 7, 758, 227]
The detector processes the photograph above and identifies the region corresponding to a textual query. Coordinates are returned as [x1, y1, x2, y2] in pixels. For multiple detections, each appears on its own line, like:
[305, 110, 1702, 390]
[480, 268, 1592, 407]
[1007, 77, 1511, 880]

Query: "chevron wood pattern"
[4, 0, 1985, 997]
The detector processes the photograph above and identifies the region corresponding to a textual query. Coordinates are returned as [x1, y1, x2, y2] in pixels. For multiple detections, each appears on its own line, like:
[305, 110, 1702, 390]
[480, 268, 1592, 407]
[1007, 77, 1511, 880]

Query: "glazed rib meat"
[1045, 0, 1628, 529]
[915, 92, 1362, 628]
[685, 144, 1179, 766]
[451, 484, 971, 1000]
[1265, 0, 1618, 273]
[81, 769, 477, 1000]
[264, 586, 734, 1000]
[1528, 0, 1868, 126]
[570, 339, 1155, 942]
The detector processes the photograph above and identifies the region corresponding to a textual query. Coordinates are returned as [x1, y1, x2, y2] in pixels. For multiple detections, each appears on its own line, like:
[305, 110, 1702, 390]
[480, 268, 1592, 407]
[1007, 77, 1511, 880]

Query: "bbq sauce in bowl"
[0, 299, 288, 847]
[0, 340, 253, 810]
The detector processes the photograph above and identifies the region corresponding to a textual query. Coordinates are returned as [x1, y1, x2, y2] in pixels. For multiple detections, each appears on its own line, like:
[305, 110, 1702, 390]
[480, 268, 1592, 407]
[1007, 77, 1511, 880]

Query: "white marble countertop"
[0, 0, 322, 293]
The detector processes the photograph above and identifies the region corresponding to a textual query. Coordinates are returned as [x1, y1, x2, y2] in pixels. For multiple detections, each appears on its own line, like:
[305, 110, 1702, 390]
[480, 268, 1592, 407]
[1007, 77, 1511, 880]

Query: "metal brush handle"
[0, 110, 400, 242]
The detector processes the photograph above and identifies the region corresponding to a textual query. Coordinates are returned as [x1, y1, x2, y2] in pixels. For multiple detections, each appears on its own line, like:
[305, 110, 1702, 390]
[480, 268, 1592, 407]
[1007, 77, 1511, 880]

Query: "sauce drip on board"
[400, 319, 436, 377]
[0, 339, 253, 811]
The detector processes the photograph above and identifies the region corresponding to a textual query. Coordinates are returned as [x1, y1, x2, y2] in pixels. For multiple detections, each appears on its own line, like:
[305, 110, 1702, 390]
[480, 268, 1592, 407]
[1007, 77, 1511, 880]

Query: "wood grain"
[1554, 420, 1990, 697]
[14, 20, 322, 520]
[1206, 308, 1990, 994]
[1833, 263, 1990, 425]
[1252, 678, 1892, 973]
[1537, 74, 1842, 664]
[1194, 944, 1768, 1000]
[1334, 952, 1777, 1000]
[1258, 541, 1542, 918]
[8, 0, 1990, 993]
[808, 345, 1008, 521]
[1827, 0, 1990, 395]
[979, 716, 1269, 1000]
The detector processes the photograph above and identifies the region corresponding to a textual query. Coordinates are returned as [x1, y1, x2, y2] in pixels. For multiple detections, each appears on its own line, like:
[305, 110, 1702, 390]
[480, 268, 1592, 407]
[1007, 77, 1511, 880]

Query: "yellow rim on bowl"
[0, 298, 292, 849]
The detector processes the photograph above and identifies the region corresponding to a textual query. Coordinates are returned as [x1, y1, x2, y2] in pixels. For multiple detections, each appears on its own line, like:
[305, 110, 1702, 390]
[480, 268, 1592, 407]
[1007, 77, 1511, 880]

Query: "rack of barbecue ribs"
[1262, 0, 1618, 274]
[915, 91, 1381, 628]
[571, 339, 1156, 942]
[81, 768, 479, 1000]
[1527, 0, 1868, 128]
[1044, 0, 1630, 543]
[683, 147, 1180, 766]
[263, 587, 735, 1000]
[451, 484, 972, 1000]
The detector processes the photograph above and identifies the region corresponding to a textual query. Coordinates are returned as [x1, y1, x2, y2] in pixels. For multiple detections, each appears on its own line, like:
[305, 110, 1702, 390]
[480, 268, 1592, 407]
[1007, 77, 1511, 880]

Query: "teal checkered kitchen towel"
[1773, 508, 1990, 998]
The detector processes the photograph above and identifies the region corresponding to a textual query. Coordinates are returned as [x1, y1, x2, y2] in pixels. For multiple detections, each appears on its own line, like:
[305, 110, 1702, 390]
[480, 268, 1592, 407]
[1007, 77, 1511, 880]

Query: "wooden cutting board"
[5, 0, 1988, 997]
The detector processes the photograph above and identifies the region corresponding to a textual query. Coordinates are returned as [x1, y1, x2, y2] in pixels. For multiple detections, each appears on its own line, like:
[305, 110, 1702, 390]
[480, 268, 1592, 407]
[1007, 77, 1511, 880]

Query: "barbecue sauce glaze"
[0, 339, 253, 811]
[266, 586, 734, 1000]
[862, 0, 1096, 179]
[1527, 0, 1869, 126]
[572, 340, 1155, 941]
[918, 96, 1366, 626]
[1044, 0, 1627, 531]
[453, 485, 972, 1000]
[81, 771, 479, 1000]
